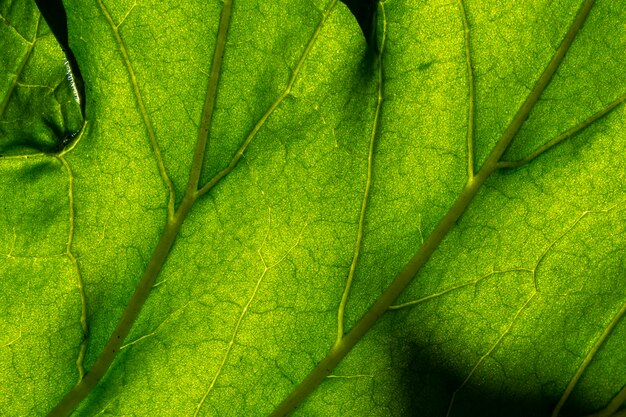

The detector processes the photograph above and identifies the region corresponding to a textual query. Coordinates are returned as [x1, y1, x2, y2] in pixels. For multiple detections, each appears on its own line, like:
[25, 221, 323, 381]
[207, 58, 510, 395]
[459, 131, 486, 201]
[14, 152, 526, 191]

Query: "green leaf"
[0, 2, 82, 155]
[1, 0, 625, 416]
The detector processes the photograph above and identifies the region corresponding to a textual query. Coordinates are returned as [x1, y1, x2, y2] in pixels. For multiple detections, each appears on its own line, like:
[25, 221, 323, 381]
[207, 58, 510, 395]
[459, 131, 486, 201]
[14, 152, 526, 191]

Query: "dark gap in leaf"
[340, 0, 378, 51]
[33, 0, 85, 149]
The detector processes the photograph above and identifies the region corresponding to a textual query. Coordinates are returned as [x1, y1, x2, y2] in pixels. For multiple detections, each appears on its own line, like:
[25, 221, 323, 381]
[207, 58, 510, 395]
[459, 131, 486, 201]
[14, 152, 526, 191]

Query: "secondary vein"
[193, 214, 273, 417]
[97, 0, 176, 217]
[457, 0, 475, 180]
[497, 92, 626, 169]
[196, 0, 339, 198]
[335, 0, 386, 347]
[45, 2, 236, 415]
[186, 0, 233, 196]
[481, 0, 596, 171]
[553, 299, 626, 417]
[446, 292, 537, 417]
[57, 155, 89, 382]
[0, 16, 39, 118]
[389, 268, 533, 310]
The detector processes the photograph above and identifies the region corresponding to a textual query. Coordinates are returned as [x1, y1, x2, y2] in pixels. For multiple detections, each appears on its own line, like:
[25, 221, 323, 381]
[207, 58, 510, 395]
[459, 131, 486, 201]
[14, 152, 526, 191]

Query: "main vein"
[45, 1, 234, 415]
[46, 0, 342, 413]
[269, 1, 598, 415]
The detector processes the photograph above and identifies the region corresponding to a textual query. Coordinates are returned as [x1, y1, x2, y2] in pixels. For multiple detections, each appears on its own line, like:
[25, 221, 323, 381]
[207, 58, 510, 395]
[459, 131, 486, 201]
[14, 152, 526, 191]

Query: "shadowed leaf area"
[0, 0, 82, 155]
[1, 0, 625, 416]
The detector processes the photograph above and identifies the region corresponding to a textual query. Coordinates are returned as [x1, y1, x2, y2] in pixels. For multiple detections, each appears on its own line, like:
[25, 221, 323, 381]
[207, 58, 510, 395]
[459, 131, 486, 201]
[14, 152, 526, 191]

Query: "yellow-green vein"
[193, 210, 273, 417]
[497, 93, 626, 170]
[335, 0, 386, 347]
[119, 300, 191, 351]
[483, 0, 596, 172]
[532, 208, 603, 292]
[186, 0, 232, 196]
[0, 12, 32, 42]
[586, 385, 626, 417]
[389, 268, 532, 310]
[553, 299, 626, 417]
[97, 0, 176, 217]
[57, 121, 88, 158]
[194, 210, 308, 416]
[270, 1, 597, 414]
[46, 1, 235, 415]
[457, 0, 475, 180]
[446, 292, 537, 417]
[56, 155, 89, 382]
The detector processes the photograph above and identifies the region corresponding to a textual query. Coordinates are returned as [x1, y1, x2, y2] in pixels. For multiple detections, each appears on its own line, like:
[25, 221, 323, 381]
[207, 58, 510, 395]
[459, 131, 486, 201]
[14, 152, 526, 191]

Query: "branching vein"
[194, 210, 307, 416]
[553, 299, 626, 417]
[497, 93, 626, 169]
[585, 385, 626, 417]
[196, 0, 340, 198]
[389, 268, 532, 310]
[551, 207, 626, 417]
[270, 1, 600, 414]
[482, 0, 597, 170]
[446, 292, 537, 417]
[185, 0, 233, 196]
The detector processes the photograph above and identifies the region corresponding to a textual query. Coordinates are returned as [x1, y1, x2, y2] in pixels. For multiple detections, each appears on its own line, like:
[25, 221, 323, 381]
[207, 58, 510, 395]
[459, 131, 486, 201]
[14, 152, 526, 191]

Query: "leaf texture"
[0, 1, 82, 154]
[1, 0, 625, 416]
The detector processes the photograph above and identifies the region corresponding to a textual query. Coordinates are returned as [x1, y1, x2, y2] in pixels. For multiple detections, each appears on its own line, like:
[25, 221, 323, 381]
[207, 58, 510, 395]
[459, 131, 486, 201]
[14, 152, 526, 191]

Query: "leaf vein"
[456, 0, 475, 180]
[551, 207, 626, 417]
[97, 0, 176, 217]
[196, 0, 340, 197]
[497, 92, 626, 170]
[335, 0, 387, 347]
[446, 291, 537, 417]
[56, 155, 89, 383]
[194, 209, 308, 416]
[0, 15, 39, 118]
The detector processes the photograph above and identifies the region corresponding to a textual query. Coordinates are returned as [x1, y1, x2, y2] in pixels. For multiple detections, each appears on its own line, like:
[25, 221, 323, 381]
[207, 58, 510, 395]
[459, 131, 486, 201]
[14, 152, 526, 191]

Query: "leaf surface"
[0, 1, 82, 154]
[1, 0, 625, 416]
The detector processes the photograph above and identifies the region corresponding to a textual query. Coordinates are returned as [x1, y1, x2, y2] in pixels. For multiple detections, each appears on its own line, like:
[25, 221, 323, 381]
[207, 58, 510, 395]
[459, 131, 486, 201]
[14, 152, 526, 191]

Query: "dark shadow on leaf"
[394, 338, 574, 417]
